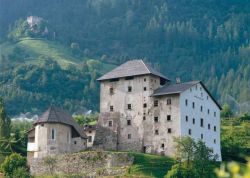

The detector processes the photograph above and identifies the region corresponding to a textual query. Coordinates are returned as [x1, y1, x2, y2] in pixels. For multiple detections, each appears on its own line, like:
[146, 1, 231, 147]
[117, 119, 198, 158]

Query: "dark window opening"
[200, 118, 204, 127]
[108, 121, 113, 127]
[200, 106, 203, 112]
[161, 143, 165, 149]
[214, 139, 216, 144]
[128, 104, 132, 110]
[155, 130, 159, 135]
[214, 112, 216, 117]
[154, 117, 159, 123]
[208, 109, 210, 114]
[109, 78, 119, 82]
[144, 87, 147, 91]
[127, 120, 131, 125]
[185, 99, 188, 106]
[167, 99, 171, 105]
[143, 103, 147, 108]
[128, 86, 132, 92]
[125, 76, 134, 80]
[143, 116, 146, 120]
[201, 134, 203, 139]
[154, 100, 159, 107]
[188, 129, 192, 135]
[192, 102, 195, 109]
[144, 78, 146, 82]
[208, 124, 211, 130]
[167, 115, 171, 121]
[168, 128, 172, 133]
[193, 118, 195, 124]
[160, 78, 166, 85]
[186, 116, 188, 122]
[109, 87, 114, 95]
[110, 106, 114, 112]
[214, 126, 216, 132]
[128, 134, 131, 139]
[88, 136, 92, 142]
[74, 141, 77, 145]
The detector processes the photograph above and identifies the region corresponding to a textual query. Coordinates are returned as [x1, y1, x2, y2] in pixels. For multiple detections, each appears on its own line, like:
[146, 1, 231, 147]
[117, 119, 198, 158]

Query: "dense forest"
[0, 0, 250, 115]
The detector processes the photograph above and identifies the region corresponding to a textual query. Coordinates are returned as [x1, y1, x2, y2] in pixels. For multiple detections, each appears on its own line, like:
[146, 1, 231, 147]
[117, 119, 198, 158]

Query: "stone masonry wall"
[30, 151, 134, 177]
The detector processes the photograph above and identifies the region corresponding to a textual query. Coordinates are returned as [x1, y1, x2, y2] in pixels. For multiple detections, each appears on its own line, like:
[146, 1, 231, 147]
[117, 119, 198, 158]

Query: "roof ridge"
[140, 60, 151, 73]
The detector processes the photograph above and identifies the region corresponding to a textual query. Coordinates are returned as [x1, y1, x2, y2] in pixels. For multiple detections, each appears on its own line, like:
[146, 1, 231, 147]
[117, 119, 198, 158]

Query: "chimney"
[176, 77, 181, 84]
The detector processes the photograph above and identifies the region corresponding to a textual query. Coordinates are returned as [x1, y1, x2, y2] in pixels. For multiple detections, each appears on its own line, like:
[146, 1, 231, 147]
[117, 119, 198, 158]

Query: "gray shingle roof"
[152, 81, 200, 96]
[97, 59, 170, 81]
[152, 81, 221, 109]
[35, 106, 87, 138]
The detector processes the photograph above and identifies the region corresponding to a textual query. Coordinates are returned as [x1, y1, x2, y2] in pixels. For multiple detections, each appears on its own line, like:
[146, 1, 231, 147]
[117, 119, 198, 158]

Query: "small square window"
[193, 118, 195, 124]
[144, 87, 147, 91]
[188, 129, 192, 135]
[128, 86, 132, 92]
[110, 106, 114, 112]
[127, 120, 131, 126]
[108, 121, 113, 127]
[128, 134, 131, 139]
[128, 104, 132, 110]
[143, 103, 147, 108]
[154, 117, 159, 123]
[167, 128, 172, 133]
[167, 99, 171, 105]
[167, 115, 171, 121]
[185, 116, 188, 122]
[109, 87, 114, 95]
[154, 100, 159, 107]
[155, 130, 159, 135]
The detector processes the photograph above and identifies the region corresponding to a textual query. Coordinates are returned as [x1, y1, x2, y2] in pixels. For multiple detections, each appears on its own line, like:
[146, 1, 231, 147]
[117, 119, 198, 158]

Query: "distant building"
[27, 16, 43, 27]
[94, 59, 222, 160]
[83, 125, 96, 148]
[27, 107, 87, 163]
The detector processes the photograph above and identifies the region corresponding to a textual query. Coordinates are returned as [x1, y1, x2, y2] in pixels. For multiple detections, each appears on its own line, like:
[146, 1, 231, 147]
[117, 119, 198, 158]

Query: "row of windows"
[185, 116, 217, 131]
[185, 99, 217, 117]
[188, 129, 217, 144]
[109, 86, 148, 95]
[126, 128, 172, 139]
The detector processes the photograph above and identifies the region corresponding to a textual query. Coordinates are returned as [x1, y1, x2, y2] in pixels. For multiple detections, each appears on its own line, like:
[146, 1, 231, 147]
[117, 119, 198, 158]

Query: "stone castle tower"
[94, 60, 221, 160]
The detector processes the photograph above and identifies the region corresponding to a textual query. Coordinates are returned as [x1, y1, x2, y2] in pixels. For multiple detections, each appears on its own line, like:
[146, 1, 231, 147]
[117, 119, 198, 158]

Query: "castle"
[27, 59, 221, 161]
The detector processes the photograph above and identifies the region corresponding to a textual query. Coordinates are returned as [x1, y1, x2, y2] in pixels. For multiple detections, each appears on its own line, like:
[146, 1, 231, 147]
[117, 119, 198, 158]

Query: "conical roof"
[35, 106, 87, 138]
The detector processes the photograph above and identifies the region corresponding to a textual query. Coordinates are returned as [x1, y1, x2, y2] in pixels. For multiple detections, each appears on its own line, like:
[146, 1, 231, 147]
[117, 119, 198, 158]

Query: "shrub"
[1, 153, 27, 177]
[164, 164, 189, 178]
[12, 167, 31, 178]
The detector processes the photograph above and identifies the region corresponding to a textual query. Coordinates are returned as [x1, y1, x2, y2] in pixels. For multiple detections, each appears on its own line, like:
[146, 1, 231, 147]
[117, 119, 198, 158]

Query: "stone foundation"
[29, 151, 133, 177]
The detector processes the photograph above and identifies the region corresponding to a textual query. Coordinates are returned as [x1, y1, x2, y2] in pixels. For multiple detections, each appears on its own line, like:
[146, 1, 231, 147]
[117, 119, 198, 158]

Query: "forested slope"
[0, 0, 250, 115]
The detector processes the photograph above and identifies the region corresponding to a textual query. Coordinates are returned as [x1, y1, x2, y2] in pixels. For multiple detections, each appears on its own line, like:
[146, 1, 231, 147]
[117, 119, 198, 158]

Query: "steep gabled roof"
[97, 59, 170, 81]
[35, 106, 87, 138]
[152, 81, 221, 109]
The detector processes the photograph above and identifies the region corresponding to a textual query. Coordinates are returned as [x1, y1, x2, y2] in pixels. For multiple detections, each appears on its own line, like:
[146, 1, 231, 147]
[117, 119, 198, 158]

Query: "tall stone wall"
[29, 151, 134, 177]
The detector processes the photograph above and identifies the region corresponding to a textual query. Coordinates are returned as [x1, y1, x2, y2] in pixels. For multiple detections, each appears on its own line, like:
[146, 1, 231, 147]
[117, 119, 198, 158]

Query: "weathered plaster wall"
[30, 151, 134, 177]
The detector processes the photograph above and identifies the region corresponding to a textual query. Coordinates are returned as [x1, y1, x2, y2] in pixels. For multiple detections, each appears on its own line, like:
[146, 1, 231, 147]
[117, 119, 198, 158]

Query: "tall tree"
[0, 97, 11, 138]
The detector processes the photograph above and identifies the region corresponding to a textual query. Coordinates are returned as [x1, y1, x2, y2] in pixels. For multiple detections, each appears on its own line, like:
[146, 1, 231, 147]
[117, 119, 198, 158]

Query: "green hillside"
[1, 0, 250, 114]
[0, 38, 116, 115]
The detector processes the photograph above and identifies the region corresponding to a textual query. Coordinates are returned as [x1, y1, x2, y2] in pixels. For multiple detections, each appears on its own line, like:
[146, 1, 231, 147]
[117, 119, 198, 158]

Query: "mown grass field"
[0, 38, 116, 71]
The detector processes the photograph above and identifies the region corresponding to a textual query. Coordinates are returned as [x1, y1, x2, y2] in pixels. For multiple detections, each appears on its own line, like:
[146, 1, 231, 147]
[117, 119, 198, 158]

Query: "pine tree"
[0, 97, 11, 138]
